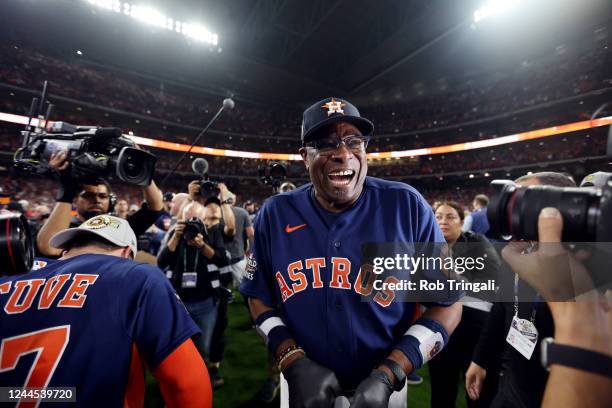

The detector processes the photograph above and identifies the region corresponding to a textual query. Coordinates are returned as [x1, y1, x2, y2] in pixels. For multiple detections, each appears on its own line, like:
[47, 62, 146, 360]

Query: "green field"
[146, 292, 468, 408]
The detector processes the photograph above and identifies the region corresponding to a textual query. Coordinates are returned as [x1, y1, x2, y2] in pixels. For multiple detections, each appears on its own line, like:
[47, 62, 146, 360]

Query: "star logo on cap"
[322, 98, 346, 116]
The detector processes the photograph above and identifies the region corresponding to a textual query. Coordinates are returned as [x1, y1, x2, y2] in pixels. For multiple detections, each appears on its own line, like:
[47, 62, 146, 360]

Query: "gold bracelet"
[277, 348, 305, 372]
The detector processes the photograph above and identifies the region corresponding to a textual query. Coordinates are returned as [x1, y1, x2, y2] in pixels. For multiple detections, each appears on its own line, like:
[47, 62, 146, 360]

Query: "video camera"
[13, 82, 157, 186]
[191, 158, 221, 199]
[258, 161, 287, 194]
[488, 178, 612, 241]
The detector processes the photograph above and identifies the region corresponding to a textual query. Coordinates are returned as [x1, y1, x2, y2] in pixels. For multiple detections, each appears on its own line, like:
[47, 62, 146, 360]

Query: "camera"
[14, 122, 157, 186]
[0, 213, 34, 277]
[183, 217, 207, 241]
[488, 179, 612, 241]
[199, 180, 221, 199]
[258, 161, 287, 194]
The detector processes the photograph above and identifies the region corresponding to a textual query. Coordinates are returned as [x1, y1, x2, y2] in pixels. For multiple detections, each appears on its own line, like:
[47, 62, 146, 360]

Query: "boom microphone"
[223, 98, 235, 110]
[192, 158, 209, 176]
[160, 98, 236, 187]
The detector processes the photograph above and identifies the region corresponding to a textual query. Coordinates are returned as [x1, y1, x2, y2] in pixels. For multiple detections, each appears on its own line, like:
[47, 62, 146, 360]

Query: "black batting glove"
[283, 356, 342, 408]
[350, 369, 394, 408]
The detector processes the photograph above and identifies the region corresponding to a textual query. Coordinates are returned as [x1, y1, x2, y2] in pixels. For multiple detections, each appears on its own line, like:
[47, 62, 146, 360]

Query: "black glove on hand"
[56, 170, 78, 203]
[283, 356, 342, 408]
[350, 369, 394, 408]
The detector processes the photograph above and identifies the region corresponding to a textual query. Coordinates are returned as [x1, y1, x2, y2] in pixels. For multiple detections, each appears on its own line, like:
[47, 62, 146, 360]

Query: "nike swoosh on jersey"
[285, 224, 307, 233]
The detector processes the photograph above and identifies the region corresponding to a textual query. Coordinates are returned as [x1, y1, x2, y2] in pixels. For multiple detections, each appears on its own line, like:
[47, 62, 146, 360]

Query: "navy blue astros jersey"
[240, 176, 459, 388]
[0, 253, 199, 407]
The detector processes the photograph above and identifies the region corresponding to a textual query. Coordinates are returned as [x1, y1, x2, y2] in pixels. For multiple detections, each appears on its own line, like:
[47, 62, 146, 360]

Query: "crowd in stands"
[1, 39, 610, 153]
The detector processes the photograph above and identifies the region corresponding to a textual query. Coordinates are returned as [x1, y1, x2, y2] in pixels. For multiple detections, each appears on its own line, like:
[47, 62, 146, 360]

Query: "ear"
[121, 247, 133, 259]
[299, 147, 310, 170]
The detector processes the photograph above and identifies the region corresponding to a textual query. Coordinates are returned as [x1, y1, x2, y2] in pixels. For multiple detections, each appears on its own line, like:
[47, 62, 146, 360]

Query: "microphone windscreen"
[192, 158, 209, 176]
[223, 98, 235, 110]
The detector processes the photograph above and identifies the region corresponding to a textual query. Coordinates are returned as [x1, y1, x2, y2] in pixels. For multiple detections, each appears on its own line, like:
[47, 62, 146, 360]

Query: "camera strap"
[181, 246, 200, 289]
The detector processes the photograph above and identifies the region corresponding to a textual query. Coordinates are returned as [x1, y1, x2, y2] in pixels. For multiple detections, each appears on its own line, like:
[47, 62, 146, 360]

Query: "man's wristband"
[379, 358, 406, 391]
[541, 337, 612, 378]
[276, 345, 305, 372]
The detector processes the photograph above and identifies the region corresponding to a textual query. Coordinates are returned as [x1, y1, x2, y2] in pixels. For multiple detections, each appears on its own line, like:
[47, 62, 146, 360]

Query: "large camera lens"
[183, 218, 205, 241]
[487, 180, 609, 241]
[0, 214, 34, 277]
[116, 147, 157, 186]
[199, 180, 221, 198]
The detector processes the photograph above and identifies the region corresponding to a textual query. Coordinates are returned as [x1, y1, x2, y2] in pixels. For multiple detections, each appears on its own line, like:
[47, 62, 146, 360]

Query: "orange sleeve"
[153, 339, 212, 408]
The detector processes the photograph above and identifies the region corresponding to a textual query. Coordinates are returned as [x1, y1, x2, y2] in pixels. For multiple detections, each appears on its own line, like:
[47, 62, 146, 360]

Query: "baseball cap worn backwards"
[301, 97, 374, 143]
[50, 214, 137, 258]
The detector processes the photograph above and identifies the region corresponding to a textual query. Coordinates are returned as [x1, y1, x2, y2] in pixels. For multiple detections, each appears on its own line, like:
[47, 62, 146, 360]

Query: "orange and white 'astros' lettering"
[274, 257, 397, 307]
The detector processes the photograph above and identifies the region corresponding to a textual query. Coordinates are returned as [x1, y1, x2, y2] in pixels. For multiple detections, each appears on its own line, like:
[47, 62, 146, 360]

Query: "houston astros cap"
[580, 171, 612, 187]
[50, 214, 137, 258]
[301, 97, 374, 143]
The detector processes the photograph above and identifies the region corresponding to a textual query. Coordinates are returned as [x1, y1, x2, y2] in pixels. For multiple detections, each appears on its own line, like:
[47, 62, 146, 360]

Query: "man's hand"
[501, 207, 596, 302]
[49, 151, 69, 171]
[188, 180, 200, 201]
[283, 356, 341, 408]
[465, 361, 486, 401]
[50, 150, 78, 203]
[218, 183, 231, 201]
[174, 222, 185, 237]
[187, 233, 205, 248]
[350, 370, 394, 408]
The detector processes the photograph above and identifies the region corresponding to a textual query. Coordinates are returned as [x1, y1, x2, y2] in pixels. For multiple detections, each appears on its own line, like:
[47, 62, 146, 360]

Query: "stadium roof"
[1, 0, 610, 105]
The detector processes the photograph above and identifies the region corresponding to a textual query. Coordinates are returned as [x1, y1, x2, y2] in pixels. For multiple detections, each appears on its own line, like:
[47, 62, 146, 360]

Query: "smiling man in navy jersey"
[240, 97, 463, 408]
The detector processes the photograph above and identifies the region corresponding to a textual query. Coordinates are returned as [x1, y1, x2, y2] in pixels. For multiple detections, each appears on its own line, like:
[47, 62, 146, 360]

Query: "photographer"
[188, 179, 235, 239]
[36, 150, 164, 257]
[157, 200, 229, 361]
[465, 172, 576, 408]
[502, 207, 612, 408]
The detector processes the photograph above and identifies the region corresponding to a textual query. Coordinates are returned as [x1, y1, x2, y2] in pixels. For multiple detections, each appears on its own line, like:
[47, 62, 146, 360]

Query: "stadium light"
[130, 5, 166, 28]
[473, 0, 519, 23]
[84, 1, 219, 46]
[182, 23, 218, 45]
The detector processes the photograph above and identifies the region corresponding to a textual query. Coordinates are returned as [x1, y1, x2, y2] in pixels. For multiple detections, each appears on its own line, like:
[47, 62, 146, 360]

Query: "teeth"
[329, 170, 354, 176]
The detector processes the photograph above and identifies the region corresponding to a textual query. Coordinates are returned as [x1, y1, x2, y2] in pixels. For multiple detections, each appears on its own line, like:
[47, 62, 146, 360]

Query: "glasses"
[305, 135, 370, 155]
[79, 192, 109, 201]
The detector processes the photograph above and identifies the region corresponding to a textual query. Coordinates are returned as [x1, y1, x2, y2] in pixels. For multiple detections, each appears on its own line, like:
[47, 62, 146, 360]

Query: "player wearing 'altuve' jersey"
[0, 215, 212, 408]
[241, 97, 463, 408]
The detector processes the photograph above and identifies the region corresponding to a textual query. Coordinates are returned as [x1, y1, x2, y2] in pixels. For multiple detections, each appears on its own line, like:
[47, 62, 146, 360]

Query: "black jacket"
[157, 223, 229, 302]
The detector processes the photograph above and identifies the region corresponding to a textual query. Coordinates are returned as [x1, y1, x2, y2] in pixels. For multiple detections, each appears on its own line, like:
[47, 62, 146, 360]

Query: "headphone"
[108, 192, 117, 213]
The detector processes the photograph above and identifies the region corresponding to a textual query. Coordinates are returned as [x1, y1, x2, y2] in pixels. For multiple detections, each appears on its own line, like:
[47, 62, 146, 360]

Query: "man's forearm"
[248, 297, 301, 370]
[37, 202, 73, 256]
[423, 303, 462, 335]
[221, 204, 235, 237]
[142, 181, 163, 211]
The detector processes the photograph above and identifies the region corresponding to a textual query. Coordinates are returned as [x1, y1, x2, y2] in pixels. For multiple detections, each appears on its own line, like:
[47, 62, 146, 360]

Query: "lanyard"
[182, 244, 200, 273]
[513, 274, 541, 322]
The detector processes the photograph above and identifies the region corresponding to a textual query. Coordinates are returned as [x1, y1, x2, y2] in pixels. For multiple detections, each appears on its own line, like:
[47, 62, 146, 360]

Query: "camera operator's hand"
[218, 183, 231, 201]
[501, 207, 595, 302]
[187, 233, 205, 249]
[188, 180, 200, 201]
[174, 221, 185, 237]
[50, 151, 69, 171]
[167, 221, 185, 252]
[50, 151, 78, 203]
